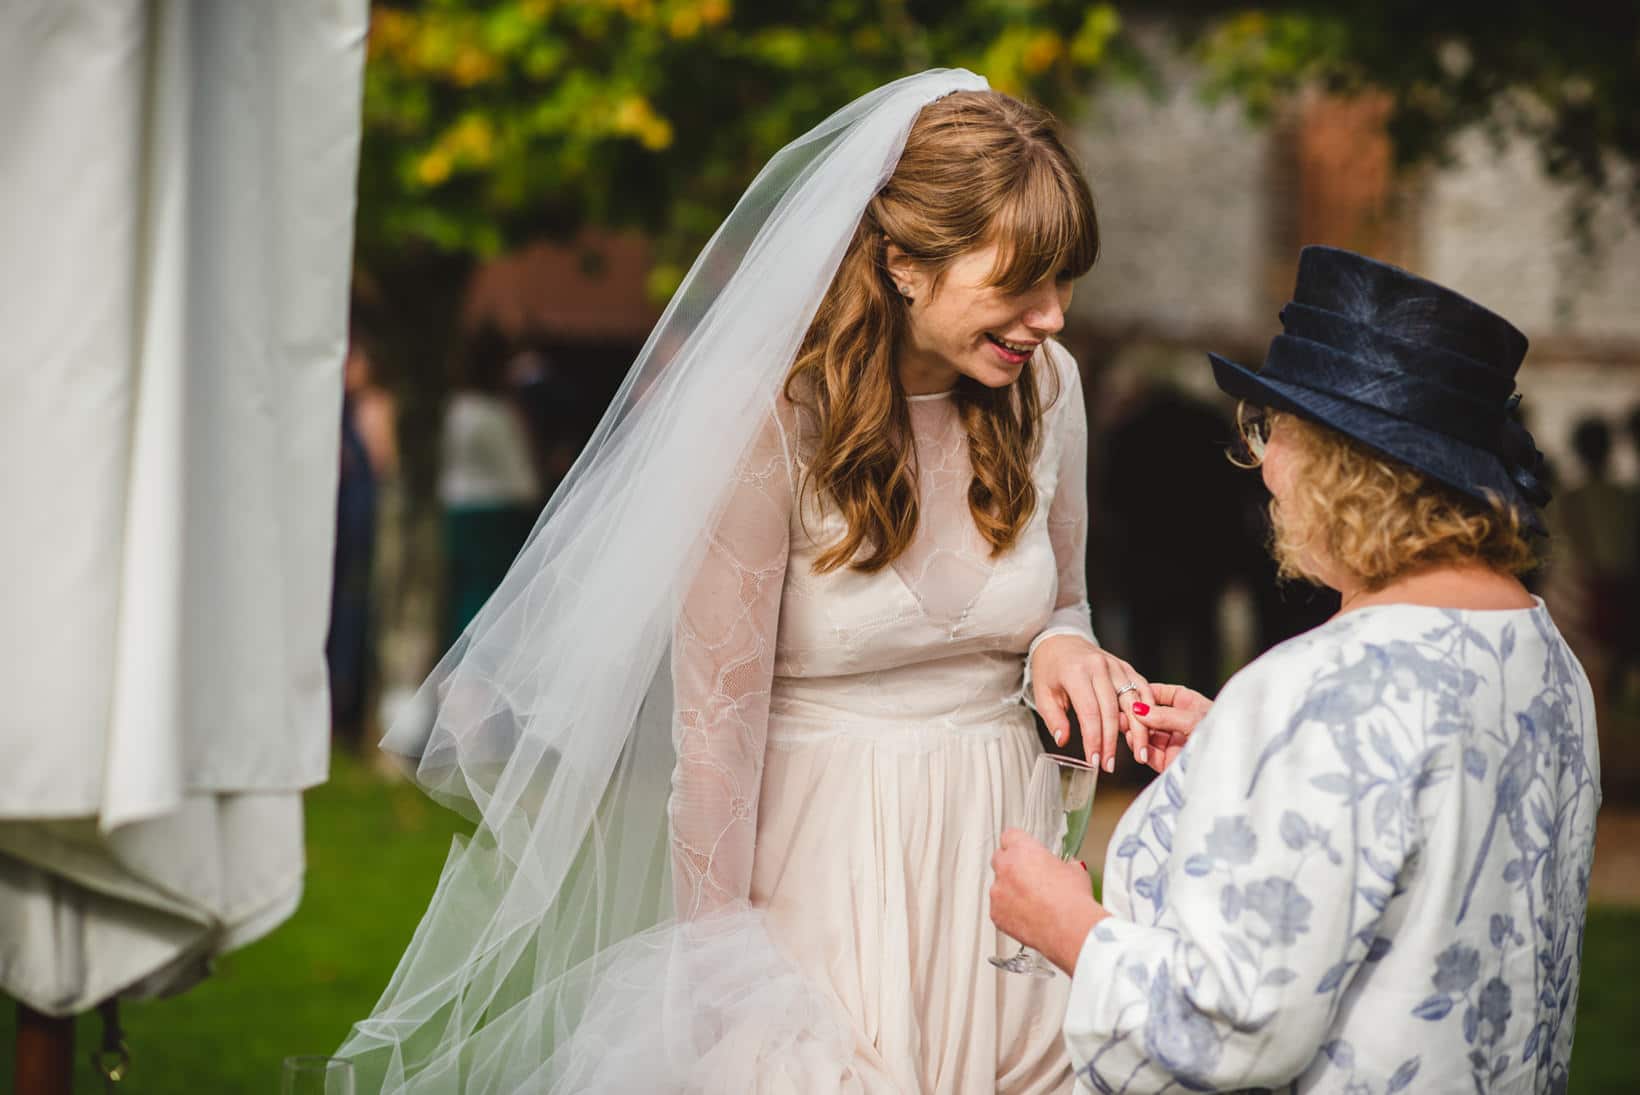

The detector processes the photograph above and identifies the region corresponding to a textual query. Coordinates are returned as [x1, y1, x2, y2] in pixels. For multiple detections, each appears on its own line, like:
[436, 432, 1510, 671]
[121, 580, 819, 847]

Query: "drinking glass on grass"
[989, 752, 1099, 977]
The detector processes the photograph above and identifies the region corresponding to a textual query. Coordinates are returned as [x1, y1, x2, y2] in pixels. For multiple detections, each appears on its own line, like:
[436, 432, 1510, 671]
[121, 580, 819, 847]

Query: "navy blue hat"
[1209, 246, 1551, 534]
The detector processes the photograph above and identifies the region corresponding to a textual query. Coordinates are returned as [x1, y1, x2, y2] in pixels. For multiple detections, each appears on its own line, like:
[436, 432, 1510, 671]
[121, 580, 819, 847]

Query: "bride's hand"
[1030, 636, 1155, 773]
[1134, 682, 1213, 774]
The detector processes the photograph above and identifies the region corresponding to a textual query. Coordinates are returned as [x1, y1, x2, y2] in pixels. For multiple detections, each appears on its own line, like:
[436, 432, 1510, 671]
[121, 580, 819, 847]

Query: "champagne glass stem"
[988, 942, 1056, 978]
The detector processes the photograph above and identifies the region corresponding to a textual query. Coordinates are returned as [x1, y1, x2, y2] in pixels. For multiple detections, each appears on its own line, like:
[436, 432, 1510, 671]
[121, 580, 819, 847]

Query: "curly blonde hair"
[1240, 407, 1537, 590]
[785, 89, 1098, 574]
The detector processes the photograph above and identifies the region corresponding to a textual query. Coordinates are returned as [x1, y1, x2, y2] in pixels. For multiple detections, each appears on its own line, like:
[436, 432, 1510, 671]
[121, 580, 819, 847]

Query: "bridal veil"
[339, 68, 991, 1093]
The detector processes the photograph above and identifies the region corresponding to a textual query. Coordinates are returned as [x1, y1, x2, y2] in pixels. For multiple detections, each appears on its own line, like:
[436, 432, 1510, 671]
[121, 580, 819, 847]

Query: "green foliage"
[356, 0, 1129, 289]
[1192, 2, 1640, 223]
[358, 1, 1640, 293]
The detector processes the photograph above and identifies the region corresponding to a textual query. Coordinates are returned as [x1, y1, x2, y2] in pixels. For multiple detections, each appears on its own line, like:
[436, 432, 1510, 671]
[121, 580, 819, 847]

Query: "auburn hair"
[784, 89, 1099, 573]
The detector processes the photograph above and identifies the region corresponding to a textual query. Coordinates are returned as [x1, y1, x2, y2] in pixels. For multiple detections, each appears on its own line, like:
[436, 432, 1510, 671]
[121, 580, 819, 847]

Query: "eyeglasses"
[1238, 404, 1273, 462]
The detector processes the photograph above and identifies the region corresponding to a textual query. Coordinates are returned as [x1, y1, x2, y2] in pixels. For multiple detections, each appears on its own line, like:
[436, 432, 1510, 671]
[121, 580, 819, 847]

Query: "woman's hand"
[1030, 635, 1155, 772]
[1133, 682, 1213, 774]
[989, 829, 1107, 976]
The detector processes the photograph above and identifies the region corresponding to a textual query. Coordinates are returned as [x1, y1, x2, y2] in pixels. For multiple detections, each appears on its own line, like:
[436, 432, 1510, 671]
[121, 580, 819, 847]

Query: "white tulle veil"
[339, 68, 990, 1093]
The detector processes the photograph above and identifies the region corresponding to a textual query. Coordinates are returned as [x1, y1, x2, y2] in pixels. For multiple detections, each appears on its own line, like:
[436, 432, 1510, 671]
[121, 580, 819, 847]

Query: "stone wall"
[1420, 131, 1640, 347]
[1068, 61, 1269, 346]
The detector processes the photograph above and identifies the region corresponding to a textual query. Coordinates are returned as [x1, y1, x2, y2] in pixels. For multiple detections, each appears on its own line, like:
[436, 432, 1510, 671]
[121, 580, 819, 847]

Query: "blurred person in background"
[993, 246, 1597, 1093]
[1617, 404, 1640, 696]
[1555, 416, 1639, 703]
[328, 333, 387, 751]
[1100, 384, 1256, 694]
[505, 341, 582, 503]
[349, 331, 401, 488]
[437, 325, 542, 650]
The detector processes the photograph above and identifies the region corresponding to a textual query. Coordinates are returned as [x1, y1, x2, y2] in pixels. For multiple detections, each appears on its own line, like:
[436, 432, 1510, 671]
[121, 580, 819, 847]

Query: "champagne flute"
[282, 1056, 356, 1095]
[990, 752, 1099, 978]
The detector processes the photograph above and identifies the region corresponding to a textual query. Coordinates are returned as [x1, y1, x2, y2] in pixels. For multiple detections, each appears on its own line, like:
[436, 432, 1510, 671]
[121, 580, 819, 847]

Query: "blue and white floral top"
[1066, 599, 1600, 1094]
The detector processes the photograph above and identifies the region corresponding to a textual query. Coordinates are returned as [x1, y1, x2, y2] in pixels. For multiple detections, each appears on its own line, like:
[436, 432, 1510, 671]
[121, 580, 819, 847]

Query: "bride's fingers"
[1086, 673, 1121, 773]
[1037, 684, 1072, 747]
[1111, 658, 1157, 713]
[1063, 677, 1104, 766]
[1119, 710, 1148, 766]
[1105, 660, 1153, 763]
[1095, 658, 1148, 760]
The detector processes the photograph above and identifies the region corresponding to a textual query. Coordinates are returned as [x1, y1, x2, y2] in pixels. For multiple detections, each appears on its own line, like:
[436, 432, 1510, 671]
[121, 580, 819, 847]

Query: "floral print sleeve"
[1064, 603, 1599, 1094]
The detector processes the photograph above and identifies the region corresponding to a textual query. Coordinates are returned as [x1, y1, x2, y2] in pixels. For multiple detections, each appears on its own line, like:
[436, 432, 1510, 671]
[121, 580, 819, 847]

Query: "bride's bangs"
[984, 152, 1099, 295]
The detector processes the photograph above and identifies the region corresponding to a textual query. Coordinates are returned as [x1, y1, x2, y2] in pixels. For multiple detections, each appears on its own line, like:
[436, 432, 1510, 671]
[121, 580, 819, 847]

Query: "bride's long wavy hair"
[785, 89, 1099, 574]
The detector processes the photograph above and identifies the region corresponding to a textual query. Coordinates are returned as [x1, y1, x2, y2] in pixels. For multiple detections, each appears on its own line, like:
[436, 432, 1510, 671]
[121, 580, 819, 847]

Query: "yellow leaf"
[415, 22, 458, 72]
[452, 46, 501, 86]
[976, 27, 1034, 97]
[669, 9, 701, 38]
[639, 118, 674, 150]
[369, 10, 413, 56]
[451, 115, 496, 164]
[1022, 31, 1063, 75]
[1069, 5, 1121, 67]
[415, 149, 453, 187]
[613, 95, 651, 133]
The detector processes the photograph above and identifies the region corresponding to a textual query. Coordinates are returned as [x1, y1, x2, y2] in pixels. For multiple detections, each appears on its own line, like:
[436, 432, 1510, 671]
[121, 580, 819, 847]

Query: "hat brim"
[1209, 352, 1545, 535]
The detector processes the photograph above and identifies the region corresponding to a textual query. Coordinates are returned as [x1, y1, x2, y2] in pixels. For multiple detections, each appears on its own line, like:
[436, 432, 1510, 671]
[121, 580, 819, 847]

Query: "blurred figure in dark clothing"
[1099, 386, 1263, 694]
[328, 335, 381, 749]
[1558, 415, 1640, 703]
[1560, 418, 1638, 649]
[505, 343, 583, 504]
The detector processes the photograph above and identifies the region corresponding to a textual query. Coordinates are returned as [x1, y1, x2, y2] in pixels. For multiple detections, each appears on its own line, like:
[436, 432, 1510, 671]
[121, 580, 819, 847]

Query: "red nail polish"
[1079, 860, 1088, 871]
[1132, 702, 1150, 716]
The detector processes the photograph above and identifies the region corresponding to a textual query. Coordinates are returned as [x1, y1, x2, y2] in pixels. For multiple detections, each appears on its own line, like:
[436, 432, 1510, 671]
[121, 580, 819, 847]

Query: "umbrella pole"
[14, 1002, 73, 1095]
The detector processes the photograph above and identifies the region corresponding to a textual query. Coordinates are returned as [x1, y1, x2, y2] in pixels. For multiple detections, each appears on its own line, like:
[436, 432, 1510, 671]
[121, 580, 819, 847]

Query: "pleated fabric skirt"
[751, 708, 1075, 1094]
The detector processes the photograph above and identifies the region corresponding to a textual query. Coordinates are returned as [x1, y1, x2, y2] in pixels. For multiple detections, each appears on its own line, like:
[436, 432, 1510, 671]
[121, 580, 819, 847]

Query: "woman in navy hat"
[991, 247, 1600, 1093]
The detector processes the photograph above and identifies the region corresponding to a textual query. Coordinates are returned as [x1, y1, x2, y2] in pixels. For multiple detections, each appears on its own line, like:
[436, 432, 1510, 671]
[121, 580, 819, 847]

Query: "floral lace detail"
[668, 345, 1092, 920]
[669, 410, 794, 919]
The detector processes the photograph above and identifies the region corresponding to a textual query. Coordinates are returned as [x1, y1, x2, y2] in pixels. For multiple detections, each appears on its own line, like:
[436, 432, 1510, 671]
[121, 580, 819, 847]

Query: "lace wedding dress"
[668, 342, 1091, 1092]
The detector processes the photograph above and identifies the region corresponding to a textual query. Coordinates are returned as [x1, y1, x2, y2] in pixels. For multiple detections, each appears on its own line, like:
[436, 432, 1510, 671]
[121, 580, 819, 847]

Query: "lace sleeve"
[1021, 347, 1097, 711]
[1028, 345, 1096, 666]
[668, 407, 794, 920]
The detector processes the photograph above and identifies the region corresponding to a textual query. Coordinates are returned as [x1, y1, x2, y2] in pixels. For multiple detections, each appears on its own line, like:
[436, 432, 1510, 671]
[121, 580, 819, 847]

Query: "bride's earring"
[896, 283, 914, 303]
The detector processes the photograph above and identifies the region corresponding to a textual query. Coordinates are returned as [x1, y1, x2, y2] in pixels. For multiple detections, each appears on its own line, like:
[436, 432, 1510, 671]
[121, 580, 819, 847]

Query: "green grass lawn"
[1, 752, 472, 1092]
[4, 752, 1638, 1092]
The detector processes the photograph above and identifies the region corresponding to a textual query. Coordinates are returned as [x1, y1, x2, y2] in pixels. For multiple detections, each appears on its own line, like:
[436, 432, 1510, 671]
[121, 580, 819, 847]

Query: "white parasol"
[0, 0, 368, 1019]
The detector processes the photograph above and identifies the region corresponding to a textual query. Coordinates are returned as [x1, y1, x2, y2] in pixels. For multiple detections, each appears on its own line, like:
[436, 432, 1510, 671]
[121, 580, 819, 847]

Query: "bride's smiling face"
[889, 241, 1073, 394]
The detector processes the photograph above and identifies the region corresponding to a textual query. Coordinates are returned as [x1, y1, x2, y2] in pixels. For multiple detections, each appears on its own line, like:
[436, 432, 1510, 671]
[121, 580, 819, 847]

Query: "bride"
[342, 70, 1154, 1093]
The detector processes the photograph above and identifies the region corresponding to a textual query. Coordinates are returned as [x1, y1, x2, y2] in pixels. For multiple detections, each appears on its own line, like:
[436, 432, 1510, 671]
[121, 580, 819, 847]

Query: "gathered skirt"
[750, 708, 1075, 1093]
